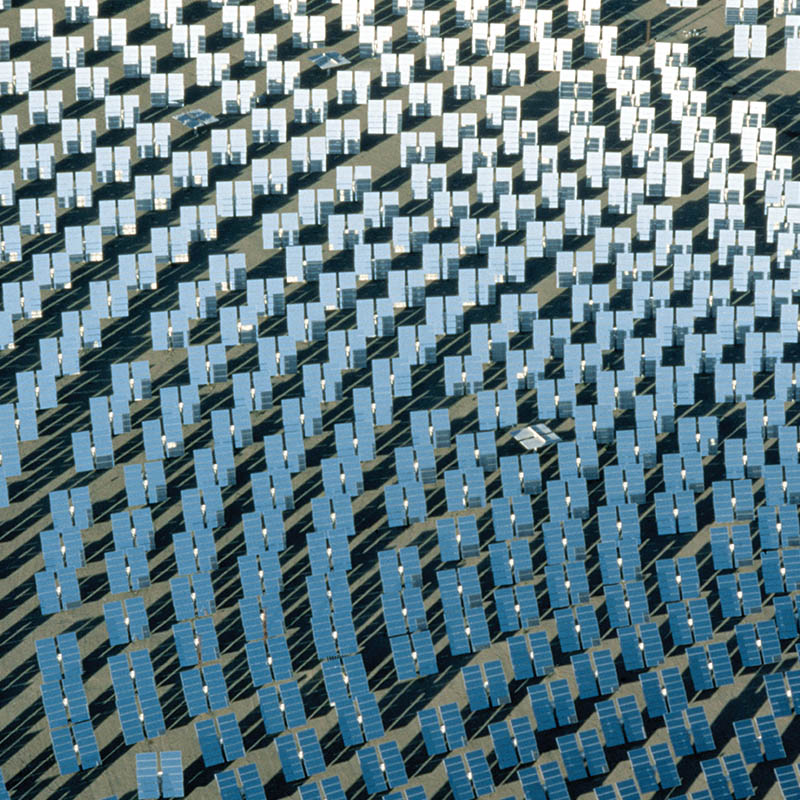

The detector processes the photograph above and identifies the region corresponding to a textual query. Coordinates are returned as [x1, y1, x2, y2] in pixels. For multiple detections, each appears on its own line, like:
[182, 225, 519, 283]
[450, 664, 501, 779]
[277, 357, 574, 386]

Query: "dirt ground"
[1, 0, 799, 798]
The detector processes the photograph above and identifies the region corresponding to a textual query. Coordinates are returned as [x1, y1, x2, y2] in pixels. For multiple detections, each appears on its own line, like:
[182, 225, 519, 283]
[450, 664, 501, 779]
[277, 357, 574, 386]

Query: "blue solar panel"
[739, 571, 761, 614]
[173, 622, 199, 667]
[278, 680, 307, 729]
[551, 678, 577, 726]
[109, 655, 144, 745]
[757, 715, 786, 760]
[528, 685, 556, 731]
[701, 758, 731, 800]
[650, 743, 679, 789]
[665, 710, 693, 757]
[358, 746, 387, 794]
[596, 700, 624, 747]
[484, 660, 509, 705]
[197, 718, 225, 767]
[572, 653, 598, 699]
[160, 751, 184, 798]
[41, 681, 69, 729]
[465, 749, 494, 796]
[390, 635, 417, 681]
[576, 605, 601, 648]
[411, 630, 438, 676]
[35, 571, 62, 615]
[50, 726, 79, 775]
[336, 697, 364, 747]
[594, 650, 619, 694]
[437, 519, 460, 562]
[181, 668, 209, 718]
[216, 770, 241, 800]
[36, 637, 62, 684]
[62, 674, 90, 723]
[219, 712, 245, 761]
[612, 695, 642, 743]
[580, 729, 608, 776]
[445, 755, 474, 800]
[662, 667, 688, 713]
[688, 597, 713, 642]
[418, 708, 446, 756]
[629, 748, 658, 794]
[518, 766, 546, 800]
[489, 721, 518, 769]
[489, 542, 514, 586]
[667, 602, 693, 646]
[320, 775, 346, 800]
[540, 762, 569, 800]
[558, 734, 587, 780]
[707, 641, 734, 687]
[511, 716, 538, 763]
[276, 734, 305, 782]
[136, 753, 159, 800]
[687, 706, 715, 752]
[204, 663, 230, 710]
[545, 565, 570, 609]
[765, 673, 794, 718]
[129, 650, 166, 739]
[757, 620, 782, 664]
[723, 753, 753, 800]
[298, 728, 326, 776]
[72, 722, 101, 769]
[462, 664, 488, 711]
[258, 685, 284, 735]
[618, 626, 644, 672]
[555, 608, 580, 653]
[508, 635, 533, 680]
[687, 646, 714, 692]
[640, 673, 667, 718]
[733, 719, 763, 764]
[440, 702, 466, 749]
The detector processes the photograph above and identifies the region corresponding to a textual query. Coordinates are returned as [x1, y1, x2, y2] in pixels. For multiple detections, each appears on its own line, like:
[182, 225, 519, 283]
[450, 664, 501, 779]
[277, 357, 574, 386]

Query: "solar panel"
[687, 705, 716, 752]
[528, 685, 556, 731]
[465, 749, 494, 796]
[109, 655, 145, 745]
[581, 729, 608, 776]
[518, 766, 546, 800]
[734, 718, 763, 765]
[707, 641, 734, 687]
[723, 753, 753, 800]
[362, 746, 392, 794]
[555, 607, 581, 653]
[688, 597, 713, 642]
[196, 718, 224, 767]
[687, 646, 714, 692]
[462, 664, 488, 711]
[419, 708, 446, 756]
[640, 673, 668, 718]
[629, 748, 658, 794]
[277, 734, 305, 783]
[558, 733, 588, 780]
[136, 753, 159, 799]
[130, 650, 166, 739]
[219, 712, 246, 761]
[440, 702, 467, 749]
[757, 715, 786, 760]
[650, 742, 679, 788]
[757, 620, 782, 663]
[551, 678, 578, 725]
[595, 698, 624, 747]
[445, 755, 474, 800]
[511, 715, 539, 763]
[484, 660, 510, 705]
